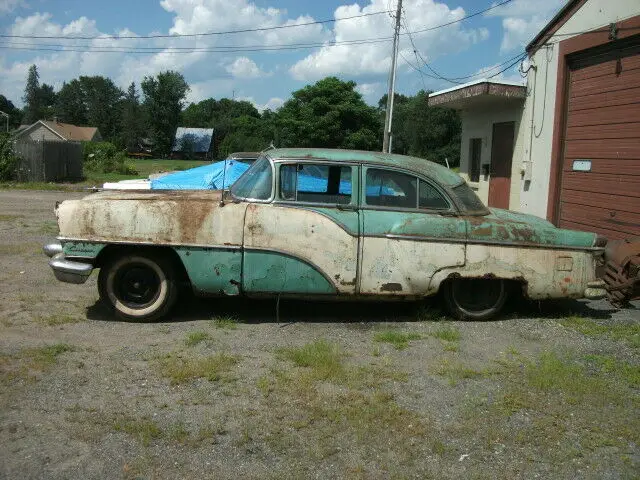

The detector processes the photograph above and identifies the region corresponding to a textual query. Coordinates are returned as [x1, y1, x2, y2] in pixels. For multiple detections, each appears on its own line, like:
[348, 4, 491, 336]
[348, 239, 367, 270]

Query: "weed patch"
[373, 330, 421, 350]
[276, 340, 344, 380]
[1, 343, 73, 384]
[184, 331, 211, 347]
[433, 358, 489, 386]
[157, 352, 239, 384]
[560, 316, 640, 348]
[428, 326, 460, 342]
[211, 316, 239, 330]
[0, 214, 23, 222]
[35, 313, 84, 326]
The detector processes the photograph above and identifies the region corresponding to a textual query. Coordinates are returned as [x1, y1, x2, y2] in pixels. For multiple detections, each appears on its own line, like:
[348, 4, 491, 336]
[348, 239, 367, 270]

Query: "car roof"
[229, 151, 260, 160]
[264, 148, 463, 187]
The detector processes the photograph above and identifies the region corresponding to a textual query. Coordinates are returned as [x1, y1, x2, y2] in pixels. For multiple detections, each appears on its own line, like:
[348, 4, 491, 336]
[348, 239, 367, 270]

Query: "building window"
[469, 138, 482, 183]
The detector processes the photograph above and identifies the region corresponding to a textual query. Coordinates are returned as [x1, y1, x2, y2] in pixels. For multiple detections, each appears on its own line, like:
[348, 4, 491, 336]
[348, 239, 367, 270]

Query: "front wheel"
[443, 278, 508, 321]
[98, 253, 178, 322]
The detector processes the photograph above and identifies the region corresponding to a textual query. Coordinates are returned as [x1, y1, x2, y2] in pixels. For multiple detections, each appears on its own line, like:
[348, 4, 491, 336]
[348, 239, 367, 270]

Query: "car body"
[45, 148, 625, 322]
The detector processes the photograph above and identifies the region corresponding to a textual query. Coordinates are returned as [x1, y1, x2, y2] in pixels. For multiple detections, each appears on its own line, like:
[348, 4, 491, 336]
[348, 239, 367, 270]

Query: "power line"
[0, 37, 393, 54]
[0, 10, 393, 40]
[0, 0, 515, 42]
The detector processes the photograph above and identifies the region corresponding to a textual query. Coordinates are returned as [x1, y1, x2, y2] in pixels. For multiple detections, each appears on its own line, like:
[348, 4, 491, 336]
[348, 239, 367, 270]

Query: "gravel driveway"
[1, 189, 638, 479]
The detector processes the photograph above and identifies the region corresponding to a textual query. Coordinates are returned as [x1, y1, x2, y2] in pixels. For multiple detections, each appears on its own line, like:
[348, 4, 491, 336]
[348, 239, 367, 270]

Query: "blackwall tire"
[98, 253, 177, 322]
[443, 278, 508, 321]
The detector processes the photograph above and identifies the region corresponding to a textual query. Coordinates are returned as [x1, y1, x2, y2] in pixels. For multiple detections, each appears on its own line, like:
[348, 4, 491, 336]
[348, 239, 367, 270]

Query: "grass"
[0, 214, 24, 221]
[428, 326, 461, 342]
[559, 315, 640, 348]
[433, 358, 489, 385]
[157, 352, 239, 384]
[184, 331, 211, 347]
[0, 242, 42, 255]
[113, 416, 163, 447]
[447, 350, 640, 471]
[373, 330, 422, 350]
[276, 340, 344, 380]
[1, 343, 73, 384]
[211, 316, 239, 330]
[35, 313, 84, 326]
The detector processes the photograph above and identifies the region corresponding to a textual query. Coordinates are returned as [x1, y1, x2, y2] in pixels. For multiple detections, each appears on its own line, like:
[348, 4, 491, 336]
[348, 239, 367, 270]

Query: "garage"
[556, 35, 640, 239]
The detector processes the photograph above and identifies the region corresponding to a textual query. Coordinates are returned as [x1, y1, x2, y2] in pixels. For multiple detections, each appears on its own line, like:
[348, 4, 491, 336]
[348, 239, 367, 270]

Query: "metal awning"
[427, 79, 526, 109]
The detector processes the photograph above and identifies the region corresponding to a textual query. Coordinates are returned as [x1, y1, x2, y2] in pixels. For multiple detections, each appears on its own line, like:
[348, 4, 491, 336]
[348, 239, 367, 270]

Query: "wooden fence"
[14, 139, 83, 182]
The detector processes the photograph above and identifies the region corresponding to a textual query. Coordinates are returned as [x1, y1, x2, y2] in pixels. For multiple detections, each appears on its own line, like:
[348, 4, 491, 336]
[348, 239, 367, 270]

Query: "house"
[14, 120, 102, 143]
[428, 0, 639, 240]
[172, 127, 214, 159]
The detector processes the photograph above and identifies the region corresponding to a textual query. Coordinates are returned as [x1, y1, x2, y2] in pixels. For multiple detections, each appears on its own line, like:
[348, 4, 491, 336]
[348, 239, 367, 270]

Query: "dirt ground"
[0, 189, 638, 480]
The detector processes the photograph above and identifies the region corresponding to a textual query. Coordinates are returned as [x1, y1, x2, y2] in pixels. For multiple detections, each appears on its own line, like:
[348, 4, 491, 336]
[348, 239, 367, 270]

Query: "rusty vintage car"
[43, 148, 638, 322]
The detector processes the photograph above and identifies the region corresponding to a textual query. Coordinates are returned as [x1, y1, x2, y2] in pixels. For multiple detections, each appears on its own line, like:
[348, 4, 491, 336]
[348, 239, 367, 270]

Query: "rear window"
[452, 182, 488, 213]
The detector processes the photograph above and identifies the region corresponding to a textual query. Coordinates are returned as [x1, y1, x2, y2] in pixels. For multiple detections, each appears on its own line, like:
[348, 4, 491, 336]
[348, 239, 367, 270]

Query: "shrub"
[0, 134, 19, 181]
[83, 141, 138, 175]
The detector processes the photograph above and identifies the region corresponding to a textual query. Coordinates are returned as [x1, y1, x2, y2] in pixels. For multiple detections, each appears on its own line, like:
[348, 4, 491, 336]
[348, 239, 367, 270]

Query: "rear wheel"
[443, 278, 508, 321]
[98, 253, 178, 322]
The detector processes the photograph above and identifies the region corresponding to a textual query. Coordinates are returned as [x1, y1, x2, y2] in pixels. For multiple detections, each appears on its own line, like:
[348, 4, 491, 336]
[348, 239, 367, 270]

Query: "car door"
[242, 160, 360, 295]
[359, 166, 466, 296]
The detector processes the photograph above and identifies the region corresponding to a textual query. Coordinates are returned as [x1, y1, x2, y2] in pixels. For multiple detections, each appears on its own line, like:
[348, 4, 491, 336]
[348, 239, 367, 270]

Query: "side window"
[279, 164, 353, 205]
[365, 169, 417, 209]
[419, 179, 450, 210]
[230, 156, 273, 200]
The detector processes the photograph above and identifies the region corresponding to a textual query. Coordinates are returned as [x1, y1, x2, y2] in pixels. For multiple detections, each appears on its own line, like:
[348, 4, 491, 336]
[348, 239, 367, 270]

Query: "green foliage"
[276, 77, 381, 150]
[276, 340, 344, 380]
[157, 352, 239, 384]
[378, 91, 461, 166]
[0, 95, 22, 130]
[184, 331, 211, 346]
[0, 134, 19, 181]
[373, 330, 422, 350]
[428, 326, 461, 342]
[83, 141, 138, 175]
[120, 82, 144, 152]
[22, 64, 42, 124]
[55, 76, 124, 144]
[142, 71, 190, 155]
[560, 316, 640, 348]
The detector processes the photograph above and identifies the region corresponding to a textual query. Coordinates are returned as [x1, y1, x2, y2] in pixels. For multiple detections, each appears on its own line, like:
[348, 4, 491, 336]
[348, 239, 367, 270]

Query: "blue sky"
[0, 0, 565, 111]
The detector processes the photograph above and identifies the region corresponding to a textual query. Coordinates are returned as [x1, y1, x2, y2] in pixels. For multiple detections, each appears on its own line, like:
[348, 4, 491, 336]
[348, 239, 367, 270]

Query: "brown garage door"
[558, 36, 640, 239]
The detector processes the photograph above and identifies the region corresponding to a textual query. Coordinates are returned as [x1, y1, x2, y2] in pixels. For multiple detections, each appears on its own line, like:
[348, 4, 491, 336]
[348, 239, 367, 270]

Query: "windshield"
[452, 182, 489, 214]
[230, 156, 273, 201]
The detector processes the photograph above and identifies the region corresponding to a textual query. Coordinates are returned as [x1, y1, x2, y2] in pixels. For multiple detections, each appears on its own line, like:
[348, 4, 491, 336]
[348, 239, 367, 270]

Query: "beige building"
[14, 120, 102, 143]
[429, 0, 640, 240]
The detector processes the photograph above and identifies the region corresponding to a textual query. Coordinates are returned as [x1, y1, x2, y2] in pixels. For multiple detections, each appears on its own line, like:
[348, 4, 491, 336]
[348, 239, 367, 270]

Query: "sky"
[0, 0, 566, 112]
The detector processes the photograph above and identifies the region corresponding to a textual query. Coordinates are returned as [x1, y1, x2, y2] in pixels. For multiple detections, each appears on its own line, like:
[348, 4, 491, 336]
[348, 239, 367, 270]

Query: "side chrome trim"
[57, 238, 243, 251]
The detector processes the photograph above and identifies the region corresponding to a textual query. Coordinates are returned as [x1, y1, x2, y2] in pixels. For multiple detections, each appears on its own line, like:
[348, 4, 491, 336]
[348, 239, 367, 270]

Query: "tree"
[55, 80, 88, 125]
[22, 64, 42, 124]
[54, 76, 124, 144]
[120, 82, 144, 152]
[141, 71, 190, 155]
[376, 90, 461, 166]
[0, 95, 22, 130]
[39, 83, 56, 120]
[275, 77, 381, 150]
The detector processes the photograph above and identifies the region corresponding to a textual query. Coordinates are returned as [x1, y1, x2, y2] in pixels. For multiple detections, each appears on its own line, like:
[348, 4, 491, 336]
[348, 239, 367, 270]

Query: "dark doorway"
[469, 138, 482, 183]
[488, 121, 515, 209]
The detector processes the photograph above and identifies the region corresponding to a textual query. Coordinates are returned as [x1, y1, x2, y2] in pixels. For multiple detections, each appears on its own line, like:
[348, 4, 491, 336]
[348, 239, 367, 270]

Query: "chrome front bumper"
[44, 242, 93, 284]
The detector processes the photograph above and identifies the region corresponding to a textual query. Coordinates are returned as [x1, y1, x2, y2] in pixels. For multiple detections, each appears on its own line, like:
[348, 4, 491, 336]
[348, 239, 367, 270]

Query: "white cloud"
[290, 0, 490, 81]
[356, 82, 381, 96]
[225, 57, 266, 79]
[485, 0, 566, 53]
[472, 62, 525, 84]
[0, 1, 327, 106]
[238, 95, 284, 112]
[0, 0, 26, 13]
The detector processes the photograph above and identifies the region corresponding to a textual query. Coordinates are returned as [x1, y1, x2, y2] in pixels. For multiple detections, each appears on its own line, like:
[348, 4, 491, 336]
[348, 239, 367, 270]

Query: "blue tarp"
[151, 160, 250, 190]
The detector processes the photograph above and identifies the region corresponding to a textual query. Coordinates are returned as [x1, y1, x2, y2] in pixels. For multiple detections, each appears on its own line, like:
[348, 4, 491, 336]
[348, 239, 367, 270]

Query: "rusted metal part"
[604, 238, 640, 306]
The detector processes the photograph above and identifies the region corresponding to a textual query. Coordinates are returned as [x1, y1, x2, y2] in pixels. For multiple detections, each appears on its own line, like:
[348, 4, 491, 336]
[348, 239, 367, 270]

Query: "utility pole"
[382, 0, 402, 153]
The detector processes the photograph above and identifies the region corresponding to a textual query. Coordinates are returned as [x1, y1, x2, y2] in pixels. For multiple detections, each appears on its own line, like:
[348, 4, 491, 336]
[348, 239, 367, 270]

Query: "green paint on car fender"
[306, 207, 360, 235]
[362, 210, 467, 239]
[174, 247, 242, 295]
[62, 242, 105, 258]
[243, 250, 336, 294]
[467, 208, 597, 247]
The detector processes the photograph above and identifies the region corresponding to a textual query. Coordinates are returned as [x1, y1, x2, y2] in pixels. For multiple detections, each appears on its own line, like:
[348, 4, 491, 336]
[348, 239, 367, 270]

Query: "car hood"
[466, 208, 597, 248]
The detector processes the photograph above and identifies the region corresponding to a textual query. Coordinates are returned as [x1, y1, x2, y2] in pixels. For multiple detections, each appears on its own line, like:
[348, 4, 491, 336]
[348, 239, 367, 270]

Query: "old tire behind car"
[98, 252, 178, 322]
[443, 278, 508, 321]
